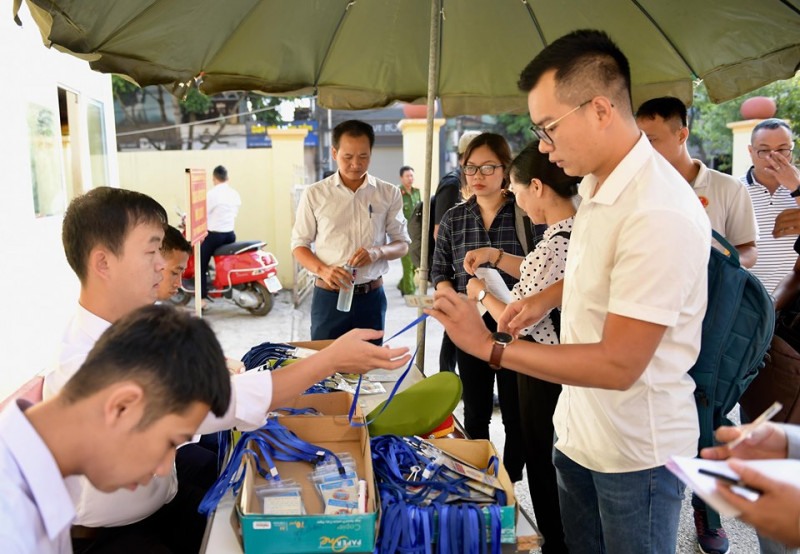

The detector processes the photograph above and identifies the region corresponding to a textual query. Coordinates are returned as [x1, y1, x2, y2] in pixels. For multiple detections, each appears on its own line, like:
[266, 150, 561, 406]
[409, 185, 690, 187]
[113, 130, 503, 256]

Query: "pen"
[698, 467, 763, 495]
[727, 400, 783, 450]
[369, 204, 372, 219]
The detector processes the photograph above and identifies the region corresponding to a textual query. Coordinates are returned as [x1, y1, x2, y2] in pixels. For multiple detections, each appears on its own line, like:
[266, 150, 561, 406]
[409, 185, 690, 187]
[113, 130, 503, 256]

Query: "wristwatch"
[477, 289, 487, 305]
[791, 188, 800, 198]
[488, 332, 514, 370]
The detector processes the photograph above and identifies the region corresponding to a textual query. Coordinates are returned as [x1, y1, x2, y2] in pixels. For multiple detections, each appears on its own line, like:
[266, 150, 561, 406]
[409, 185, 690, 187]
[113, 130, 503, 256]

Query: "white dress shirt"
[207, 182, 241, 233]
[43, 304, 274, 527]
[554, 134, 710, 473]
[291, 172, 410, 284]
[0, 399, 81, 553]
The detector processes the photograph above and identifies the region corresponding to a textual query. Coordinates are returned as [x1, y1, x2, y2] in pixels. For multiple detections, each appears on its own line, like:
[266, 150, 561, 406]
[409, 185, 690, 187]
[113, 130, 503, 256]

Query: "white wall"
[0, 5, 118, 398]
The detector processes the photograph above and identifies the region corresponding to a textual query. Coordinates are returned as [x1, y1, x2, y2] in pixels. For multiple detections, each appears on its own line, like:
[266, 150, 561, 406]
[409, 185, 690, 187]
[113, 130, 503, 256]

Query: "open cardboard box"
[234, 392, 378, 554]
[428, 438, 518, 543]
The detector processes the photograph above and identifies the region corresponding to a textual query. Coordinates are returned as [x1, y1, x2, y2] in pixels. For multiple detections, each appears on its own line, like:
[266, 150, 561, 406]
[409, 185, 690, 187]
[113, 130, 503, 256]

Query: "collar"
[691, 159, 709, 191]
[2, 400, 78, 540]
[464, 193, 515, 215]
[542, 216, 575, 241]
[578, 133, 652, 206]
[746, 165, 792, 193]
[330, 171, 375, 191]
[75, 303, 112, 343]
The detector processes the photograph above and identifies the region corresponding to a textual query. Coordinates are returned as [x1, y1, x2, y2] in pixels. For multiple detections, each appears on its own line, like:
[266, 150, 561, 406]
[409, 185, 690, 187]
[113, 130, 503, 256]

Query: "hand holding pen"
[701, 401, 788, 461]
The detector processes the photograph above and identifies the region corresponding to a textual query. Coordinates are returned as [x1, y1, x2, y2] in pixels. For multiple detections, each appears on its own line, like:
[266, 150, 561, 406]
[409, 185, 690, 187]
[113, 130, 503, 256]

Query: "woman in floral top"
[463, 142, 579, 554]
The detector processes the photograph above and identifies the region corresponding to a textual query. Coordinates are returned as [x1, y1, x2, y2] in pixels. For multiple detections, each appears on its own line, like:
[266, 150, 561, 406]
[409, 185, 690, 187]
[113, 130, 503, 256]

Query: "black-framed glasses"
[463, 164, 504, 176]
[755, 147, 794, 160]
[530, 99, 592, 145]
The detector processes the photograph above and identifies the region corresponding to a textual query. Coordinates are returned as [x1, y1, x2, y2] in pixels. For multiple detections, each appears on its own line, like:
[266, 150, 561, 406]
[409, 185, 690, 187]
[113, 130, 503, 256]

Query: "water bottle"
[336, 265, 356, 312]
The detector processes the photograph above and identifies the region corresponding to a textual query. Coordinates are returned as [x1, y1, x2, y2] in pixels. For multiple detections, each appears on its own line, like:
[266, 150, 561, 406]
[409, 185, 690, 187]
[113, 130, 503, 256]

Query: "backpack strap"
[546, 230, 570, 341]
[712, 229, 740, 267]
[514, 203, 535, 255]
[551, 230, 571, 241]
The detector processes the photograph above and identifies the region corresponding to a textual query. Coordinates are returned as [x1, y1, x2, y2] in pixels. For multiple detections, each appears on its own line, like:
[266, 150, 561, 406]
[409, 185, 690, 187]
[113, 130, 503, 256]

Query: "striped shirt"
[742, 167, 798, 293]
[432, 195, 524, 293]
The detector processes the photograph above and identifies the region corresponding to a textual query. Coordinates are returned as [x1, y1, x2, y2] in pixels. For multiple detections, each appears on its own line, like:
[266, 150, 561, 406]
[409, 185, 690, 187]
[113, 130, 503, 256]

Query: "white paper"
[667, 456, 800, 517]
[474, 267, 512, 304]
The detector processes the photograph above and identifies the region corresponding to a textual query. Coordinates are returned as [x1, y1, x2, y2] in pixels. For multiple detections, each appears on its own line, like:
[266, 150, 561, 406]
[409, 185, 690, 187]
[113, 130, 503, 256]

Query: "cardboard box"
[428, 438, 518, 544]
[236, 393, 377, 554]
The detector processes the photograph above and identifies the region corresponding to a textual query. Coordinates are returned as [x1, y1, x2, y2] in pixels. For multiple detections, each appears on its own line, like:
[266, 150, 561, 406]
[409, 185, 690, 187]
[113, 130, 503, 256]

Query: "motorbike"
[171, 213, 282, 316]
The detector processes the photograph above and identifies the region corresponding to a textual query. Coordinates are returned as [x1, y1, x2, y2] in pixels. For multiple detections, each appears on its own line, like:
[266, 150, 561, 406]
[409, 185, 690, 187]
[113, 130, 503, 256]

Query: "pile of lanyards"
[371, 435, 506, 554]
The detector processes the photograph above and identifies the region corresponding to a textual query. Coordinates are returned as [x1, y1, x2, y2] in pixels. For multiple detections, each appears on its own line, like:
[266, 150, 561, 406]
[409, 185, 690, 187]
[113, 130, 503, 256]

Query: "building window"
[87, 100, 109, 189]
[27, 102, 65, 217]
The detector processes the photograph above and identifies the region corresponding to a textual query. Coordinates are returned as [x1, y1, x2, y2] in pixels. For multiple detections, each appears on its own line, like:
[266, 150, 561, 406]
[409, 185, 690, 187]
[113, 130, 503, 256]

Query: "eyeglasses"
[463, 164, 504, 176]
[755, 147, 794, 160]
[530, 99, 592, 145]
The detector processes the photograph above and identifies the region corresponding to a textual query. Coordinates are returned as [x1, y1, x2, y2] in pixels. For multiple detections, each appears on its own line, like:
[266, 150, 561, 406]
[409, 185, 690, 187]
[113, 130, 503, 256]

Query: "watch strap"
[488, 341, 506, 370]
[791, 188, 800, 198]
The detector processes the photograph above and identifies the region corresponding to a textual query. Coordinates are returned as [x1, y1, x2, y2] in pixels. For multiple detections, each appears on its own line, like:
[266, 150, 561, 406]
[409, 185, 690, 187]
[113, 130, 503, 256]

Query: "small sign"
[187, 169, 208, 246]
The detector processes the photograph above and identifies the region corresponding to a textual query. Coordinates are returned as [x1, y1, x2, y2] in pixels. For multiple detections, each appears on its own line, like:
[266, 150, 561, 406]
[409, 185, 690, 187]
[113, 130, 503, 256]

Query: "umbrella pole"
[416, 0, 441, 374]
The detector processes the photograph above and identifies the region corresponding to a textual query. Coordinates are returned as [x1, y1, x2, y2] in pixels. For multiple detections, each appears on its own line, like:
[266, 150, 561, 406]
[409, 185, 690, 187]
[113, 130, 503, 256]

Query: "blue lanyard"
[348, 314, 429, 426]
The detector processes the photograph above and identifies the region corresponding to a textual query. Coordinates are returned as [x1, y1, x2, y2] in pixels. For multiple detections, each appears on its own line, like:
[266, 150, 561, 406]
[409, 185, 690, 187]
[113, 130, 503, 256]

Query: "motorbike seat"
[214, 240, 264, 256]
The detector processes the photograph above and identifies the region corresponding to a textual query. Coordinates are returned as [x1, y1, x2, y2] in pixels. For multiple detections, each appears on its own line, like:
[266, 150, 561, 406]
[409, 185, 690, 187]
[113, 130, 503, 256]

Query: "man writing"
[0, 305, 231, 553]
[428, 29, 710, 553]
[291, 120, 410, 344]
[46, 187, 410, 553]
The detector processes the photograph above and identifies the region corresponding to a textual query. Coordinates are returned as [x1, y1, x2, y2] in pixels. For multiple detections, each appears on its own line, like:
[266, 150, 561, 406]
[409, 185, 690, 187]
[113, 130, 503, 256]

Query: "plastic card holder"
[255, 479, 305, 515]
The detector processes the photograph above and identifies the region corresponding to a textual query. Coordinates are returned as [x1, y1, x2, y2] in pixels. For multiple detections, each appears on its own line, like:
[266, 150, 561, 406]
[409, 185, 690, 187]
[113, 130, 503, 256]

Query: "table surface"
[200, 366, 543, 553]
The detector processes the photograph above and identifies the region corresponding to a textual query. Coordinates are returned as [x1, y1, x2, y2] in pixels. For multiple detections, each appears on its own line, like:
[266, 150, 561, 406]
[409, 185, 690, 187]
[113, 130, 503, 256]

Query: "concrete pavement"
[205, 258, 760, 553]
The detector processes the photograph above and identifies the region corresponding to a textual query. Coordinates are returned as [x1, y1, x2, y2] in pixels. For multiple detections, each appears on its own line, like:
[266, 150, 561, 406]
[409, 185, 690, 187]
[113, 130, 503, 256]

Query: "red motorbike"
[172, 214, 282, 316]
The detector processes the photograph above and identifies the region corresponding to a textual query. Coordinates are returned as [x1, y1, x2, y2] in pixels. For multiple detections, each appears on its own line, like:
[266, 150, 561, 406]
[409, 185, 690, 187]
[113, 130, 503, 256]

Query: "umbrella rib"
[628, 0, 699, 78]
[313, 1, 356, 91]
[520, 0, 547, 48]
[778, 0, 800, 16]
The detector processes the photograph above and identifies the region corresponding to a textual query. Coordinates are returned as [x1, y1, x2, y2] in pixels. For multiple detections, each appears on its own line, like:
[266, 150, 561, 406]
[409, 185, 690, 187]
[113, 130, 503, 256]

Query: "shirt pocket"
[370, 209, 388, 246]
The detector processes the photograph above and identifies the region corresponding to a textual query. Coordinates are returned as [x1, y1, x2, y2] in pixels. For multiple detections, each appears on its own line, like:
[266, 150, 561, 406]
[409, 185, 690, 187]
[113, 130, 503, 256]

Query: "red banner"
[187, 169, 208, 246]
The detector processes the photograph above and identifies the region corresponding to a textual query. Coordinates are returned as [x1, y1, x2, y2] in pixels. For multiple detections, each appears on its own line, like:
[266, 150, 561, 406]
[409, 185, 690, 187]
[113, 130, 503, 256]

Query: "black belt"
[315, 276, 383, 295]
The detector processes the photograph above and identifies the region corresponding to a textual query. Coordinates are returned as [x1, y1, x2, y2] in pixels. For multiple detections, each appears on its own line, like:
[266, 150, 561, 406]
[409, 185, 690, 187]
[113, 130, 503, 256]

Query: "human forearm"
[293, 246, 327, 274]
[773, 257, 800, 311]
[735, 243, 757, 269]
[375, 240, 408, 261]
[481, 292, 507, 324]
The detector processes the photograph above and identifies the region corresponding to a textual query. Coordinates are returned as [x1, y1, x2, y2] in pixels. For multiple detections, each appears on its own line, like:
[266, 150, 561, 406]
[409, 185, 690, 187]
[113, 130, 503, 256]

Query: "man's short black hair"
[518, 29, 632, 112]
[62, 304, 231, 428]
[213, 165, 228, 181]
[161, 225, 191, 256]
[635, 97, 688, 127]
[63, 187, 167, 284]
[399, 165, 414, 177]
[332, 120, 375, 150]
[751, 118, 792, 142]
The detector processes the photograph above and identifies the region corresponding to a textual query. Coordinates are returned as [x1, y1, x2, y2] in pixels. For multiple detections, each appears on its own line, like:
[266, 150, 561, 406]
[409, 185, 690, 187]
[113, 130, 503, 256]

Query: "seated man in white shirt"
[0, 304, 231, 554]
[46, 187, 410, 553]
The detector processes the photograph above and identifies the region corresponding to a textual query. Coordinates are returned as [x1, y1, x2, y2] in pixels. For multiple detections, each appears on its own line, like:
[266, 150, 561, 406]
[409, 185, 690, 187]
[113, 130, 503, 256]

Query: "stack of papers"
[667, 456, 800, 517]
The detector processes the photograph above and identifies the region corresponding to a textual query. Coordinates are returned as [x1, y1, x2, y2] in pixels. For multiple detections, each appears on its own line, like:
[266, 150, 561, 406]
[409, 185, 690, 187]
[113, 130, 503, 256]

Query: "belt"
[71, 525, 101, 540]
[315, 276, 383, 295]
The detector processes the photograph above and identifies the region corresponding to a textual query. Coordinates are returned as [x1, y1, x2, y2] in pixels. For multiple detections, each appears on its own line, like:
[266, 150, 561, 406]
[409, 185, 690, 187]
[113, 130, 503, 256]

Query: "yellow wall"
[117, 148, 301, 286]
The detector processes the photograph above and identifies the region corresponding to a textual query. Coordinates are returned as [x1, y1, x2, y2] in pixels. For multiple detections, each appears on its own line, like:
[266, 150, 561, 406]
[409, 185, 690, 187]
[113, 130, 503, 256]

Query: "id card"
[404, 295, 434, 308]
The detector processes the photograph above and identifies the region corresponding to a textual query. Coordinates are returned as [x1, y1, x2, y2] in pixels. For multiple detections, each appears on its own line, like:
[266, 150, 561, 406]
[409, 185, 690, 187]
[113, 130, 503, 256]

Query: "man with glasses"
[427, 29, 710, 554]
[743, 118, 800, 293]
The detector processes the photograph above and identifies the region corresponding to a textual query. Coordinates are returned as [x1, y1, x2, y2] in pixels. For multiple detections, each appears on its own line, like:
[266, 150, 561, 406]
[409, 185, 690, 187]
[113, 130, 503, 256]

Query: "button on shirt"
[0, 399, 81, 553]
[207, 182, 241, 232]
[291, 172, 410, 284]
[43, 304, 274, 527]
[554, 134, 710, 473]
[742, 168, 798, 293]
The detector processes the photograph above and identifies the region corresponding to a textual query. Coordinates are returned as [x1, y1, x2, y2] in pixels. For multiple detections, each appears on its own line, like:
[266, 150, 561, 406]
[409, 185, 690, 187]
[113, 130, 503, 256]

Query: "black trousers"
[517, 364, 568, 554]
[200, 230, 235, 299]
[439, 331, 458, 373]
[72, 443, 218, 554]
[455, 313, 525, 482]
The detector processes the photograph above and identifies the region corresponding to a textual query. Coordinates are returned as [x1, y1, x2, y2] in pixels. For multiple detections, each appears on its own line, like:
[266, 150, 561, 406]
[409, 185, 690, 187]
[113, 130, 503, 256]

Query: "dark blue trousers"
[310, 285, 387, 345]
[200, 231, 235, 299]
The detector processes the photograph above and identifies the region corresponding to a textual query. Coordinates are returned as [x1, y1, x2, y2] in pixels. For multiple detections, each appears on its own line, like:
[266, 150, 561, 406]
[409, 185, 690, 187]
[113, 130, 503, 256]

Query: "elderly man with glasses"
[743, 118, 800, 294]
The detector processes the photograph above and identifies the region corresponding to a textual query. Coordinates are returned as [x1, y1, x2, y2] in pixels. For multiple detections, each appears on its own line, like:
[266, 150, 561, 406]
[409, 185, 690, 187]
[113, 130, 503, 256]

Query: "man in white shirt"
[0, 305, 231, 554]
[200, 165, 241, 306]
[636, 96, 758, 267]
[292, 120, 410, 344]
[743, 119, 800, 293]
[429, 29, 709, 554]
[46, 187, 410, 553]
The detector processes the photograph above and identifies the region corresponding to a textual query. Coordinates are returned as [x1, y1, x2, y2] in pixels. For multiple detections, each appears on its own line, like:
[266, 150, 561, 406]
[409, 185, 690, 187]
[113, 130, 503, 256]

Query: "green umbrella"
[15, 0, 800, 369]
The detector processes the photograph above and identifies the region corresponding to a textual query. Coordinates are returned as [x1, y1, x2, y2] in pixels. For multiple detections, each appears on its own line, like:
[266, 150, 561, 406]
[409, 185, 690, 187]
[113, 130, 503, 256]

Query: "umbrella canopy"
[15, 0, 800, 115]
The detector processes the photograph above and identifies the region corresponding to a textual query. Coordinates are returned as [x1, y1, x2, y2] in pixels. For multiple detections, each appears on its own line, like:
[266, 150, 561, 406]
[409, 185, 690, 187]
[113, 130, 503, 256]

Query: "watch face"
[491, 331, 513, 345]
